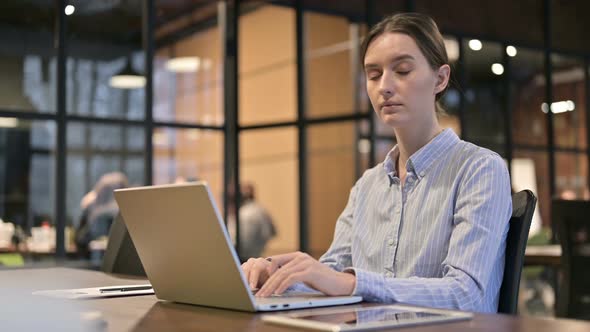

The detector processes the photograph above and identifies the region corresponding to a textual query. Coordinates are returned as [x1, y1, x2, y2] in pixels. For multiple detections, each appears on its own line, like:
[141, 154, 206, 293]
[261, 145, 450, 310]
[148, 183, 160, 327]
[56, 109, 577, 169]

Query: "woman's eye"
[397, 71, 410, 76]
[368, 73, 381, 80]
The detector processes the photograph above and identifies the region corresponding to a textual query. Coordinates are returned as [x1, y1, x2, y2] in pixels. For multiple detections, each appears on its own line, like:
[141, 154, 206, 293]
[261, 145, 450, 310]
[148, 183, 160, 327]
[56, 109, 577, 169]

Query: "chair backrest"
[101, 213, 146, 277]
[498, 190, 537, 314]
[553, 199, 590, 319]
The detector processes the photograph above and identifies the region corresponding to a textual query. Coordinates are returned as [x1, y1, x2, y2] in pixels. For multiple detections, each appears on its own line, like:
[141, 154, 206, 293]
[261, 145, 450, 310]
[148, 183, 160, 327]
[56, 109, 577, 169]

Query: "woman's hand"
[241, 257, 281, 290]
[255, 251, 356, 297]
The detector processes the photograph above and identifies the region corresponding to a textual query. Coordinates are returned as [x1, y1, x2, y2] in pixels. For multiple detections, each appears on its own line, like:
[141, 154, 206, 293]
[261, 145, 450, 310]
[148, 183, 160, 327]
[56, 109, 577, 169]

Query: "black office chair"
[498, 189, 537, 314]
[554, 199, 590, 320]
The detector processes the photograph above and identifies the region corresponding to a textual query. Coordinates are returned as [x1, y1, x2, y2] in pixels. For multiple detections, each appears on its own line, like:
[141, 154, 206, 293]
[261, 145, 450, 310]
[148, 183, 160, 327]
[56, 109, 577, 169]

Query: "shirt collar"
[382, 128, 460, 179]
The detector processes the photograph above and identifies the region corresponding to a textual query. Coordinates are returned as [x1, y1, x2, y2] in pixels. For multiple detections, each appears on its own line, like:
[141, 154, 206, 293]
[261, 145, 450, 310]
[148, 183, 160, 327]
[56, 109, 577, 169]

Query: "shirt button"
[407, 177, 413, 183]
[386, 272, 393, 278]
[387, 239, 394, 246]
[419, 171, 425, 177]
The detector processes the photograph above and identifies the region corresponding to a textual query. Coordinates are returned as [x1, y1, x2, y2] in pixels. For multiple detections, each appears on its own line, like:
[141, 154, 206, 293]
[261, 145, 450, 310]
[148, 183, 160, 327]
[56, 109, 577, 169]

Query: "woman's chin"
[380, 114, 409, 127]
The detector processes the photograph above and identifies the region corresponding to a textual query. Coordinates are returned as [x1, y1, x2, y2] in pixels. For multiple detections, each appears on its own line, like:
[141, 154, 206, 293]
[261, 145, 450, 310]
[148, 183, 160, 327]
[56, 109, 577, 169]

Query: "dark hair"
[361, 13, 449, 104]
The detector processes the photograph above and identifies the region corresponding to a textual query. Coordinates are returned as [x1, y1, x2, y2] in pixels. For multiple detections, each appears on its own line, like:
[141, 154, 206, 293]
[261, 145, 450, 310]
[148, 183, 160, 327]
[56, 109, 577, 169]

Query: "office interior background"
[0, 0, 588, 317]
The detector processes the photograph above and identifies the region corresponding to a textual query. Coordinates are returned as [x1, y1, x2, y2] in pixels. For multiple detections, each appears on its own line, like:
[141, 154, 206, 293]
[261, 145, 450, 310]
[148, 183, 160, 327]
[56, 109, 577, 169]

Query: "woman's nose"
[378, 76, 394, 97]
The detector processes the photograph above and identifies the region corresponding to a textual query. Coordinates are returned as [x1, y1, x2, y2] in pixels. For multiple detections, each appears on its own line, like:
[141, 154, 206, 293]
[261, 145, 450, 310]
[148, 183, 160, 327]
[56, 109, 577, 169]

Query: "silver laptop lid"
[114, 182, 257, 311]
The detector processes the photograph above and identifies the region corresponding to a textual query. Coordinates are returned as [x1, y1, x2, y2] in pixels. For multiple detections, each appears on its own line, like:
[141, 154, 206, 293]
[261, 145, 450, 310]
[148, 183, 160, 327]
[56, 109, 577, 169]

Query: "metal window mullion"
[351, 22, 362, 179]
[143, 0, 155, 186]
[222, 0, 241, 256]
[295, 0, 308, 253]
[543, 0, 555, 199]
[503, 43, 513, 175]
[458, 37, 467, 141]
[585, 58, 590, 195]
[54, 0, 67, 259]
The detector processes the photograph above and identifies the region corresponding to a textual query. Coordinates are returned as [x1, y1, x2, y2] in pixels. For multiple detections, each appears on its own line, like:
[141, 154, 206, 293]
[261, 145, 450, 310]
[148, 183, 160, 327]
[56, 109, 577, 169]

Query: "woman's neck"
[394, 119, 443, 174]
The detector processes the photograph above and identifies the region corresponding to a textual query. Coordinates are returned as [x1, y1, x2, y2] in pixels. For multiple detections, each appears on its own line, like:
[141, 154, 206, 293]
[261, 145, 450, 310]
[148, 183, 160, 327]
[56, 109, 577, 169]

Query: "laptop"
[113, 182, 362, 312]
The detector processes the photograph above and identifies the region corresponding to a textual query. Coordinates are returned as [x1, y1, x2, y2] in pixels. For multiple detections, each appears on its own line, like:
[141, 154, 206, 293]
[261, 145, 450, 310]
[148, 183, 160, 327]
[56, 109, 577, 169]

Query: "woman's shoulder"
[360, 162, 388, 178]
[454, 139, 504, 163]
[353, 162, 389, 189]
[452, 140, 509, 176]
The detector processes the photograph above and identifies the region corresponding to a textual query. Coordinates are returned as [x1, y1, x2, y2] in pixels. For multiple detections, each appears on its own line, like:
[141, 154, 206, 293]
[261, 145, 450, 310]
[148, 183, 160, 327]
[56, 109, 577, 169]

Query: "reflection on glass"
[239, 3, 296, 125]
[66, 53, 145, 120]
[66, 2, 144, 120]
[511, 48, 546, 146]
[152, 127, 223, 205]
[308, 122, 358, 257]
[240, 127, 298, 255]
[0, 119, 55, 256]
[462, 39, 505, 144]
[66, 123, 144, 235]
[154, 1, 222, 124]
[512, 150, 549, 236]
[305, 11, 358, 118]
[0, 2, 56, 113]
[551, 55, 586, 149]
[555, 152, 589, 201]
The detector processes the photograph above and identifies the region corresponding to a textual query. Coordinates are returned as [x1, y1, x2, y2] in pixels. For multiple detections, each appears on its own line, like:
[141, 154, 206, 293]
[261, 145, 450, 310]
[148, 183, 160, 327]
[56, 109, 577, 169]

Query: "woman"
[75, 172, 129, 257]
[242, 13, 511, 313]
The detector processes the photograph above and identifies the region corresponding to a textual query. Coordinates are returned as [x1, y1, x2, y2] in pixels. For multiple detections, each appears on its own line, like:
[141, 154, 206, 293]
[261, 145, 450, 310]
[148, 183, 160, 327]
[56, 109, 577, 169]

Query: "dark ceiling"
[0, 0, 587, 60]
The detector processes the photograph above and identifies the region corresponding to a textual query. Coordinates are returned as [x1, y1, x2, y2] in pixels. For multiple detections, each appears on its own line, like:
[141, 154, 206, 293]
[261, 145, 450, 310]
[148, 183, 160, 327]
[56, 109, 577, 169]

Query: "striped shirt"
[319, 128, 512, 313]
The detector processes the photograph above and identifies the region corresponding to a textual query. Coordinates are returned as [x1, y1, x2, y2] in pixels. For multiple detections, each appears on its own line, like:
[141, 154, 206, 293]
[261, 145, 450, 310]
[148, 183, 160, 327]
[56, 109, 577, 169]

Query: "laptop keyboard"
[252, 289, 324, 298]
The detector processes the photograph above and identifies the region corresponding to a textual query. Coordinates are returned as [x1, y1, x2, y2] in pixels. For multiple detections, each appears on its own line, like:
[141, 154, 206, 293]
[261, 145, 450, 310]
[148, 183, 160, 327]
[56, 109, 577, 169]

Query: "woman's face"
[364, 32, 448, 129]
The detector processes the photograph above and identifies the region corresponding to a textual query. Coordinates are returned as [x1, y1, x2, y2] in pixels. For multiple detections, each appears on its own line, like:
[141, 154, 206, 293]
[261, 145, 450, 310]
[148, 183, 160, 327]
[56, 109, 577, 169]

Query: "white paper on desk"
[32, 284, 154, 299]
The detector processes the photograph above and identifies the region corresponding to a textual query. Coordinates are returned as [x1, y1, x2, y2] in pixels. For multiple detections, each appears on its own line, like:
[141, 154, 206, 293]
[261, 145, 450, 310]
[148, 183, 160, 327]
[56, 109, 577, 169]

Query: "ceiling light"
[541, 100, 575, 114]
[491, 63, 504, 75]
[506, 46, 517, 57]
[110, 61, 145, 89]
[165, 57, 201, 73]
[444, 38, 459, 62]
[468, 39, 482, 51]
[65, 5, 75, 16]
[0, 117, 18, 128]
[357, 139, 371, 154]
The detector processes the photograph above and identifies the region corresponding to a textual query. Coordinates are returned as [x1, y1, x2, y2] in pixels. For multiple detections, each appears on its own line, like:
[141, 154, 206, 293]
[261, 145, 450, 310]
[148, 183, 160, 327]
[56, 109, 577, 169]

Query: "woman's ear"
[434, 64, 450, 94]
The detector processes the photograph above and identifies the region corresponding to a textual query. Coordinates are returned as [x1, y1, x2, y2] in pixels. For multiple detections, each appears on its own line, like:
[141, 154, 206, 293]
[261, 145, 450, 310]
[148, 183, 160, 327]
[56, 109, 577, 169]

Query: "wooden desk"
[1, 267, 589, 332]
[524, 245, 562, 267]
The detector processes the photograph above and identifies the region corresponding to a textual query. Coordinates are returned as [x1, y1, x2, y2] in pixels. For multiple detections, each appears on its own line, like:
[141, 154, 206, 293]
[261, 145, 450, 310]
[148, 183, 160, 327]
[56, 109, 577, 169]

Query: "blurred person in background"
[75, 172, 128, 258]
[228, 182, 277, 262]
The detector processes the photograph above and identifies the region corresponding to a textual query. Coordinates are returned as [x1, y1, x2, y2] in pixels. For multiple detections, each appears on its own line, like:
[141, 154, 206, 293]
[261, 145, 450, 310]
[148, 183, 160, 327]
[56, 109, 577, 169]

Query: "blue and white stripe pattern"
[319, 129, 512, 313]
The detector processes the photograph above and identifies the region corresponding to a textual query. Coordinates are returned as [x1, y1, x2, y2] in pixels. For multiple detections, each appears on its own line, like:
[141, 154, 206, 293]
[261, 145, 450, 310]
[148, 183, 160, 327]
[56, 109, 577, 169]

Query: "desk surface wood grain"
[1, 267, 589, 332]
